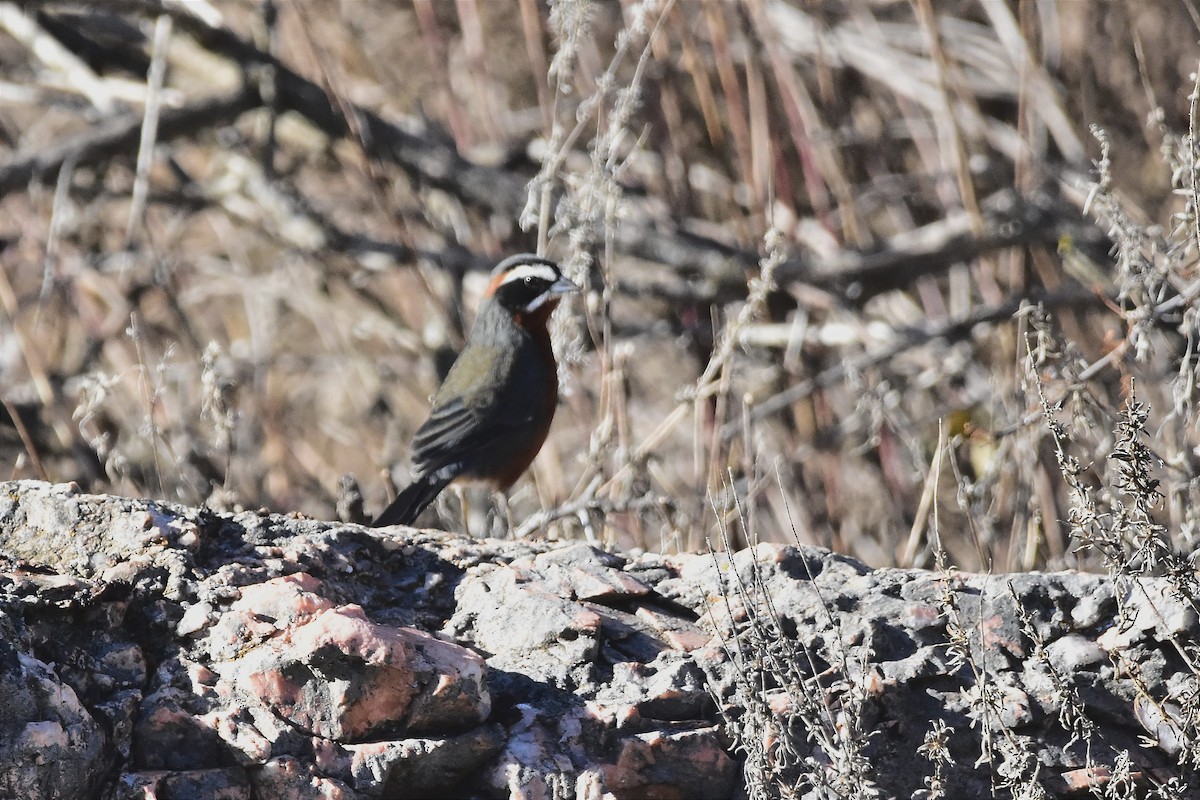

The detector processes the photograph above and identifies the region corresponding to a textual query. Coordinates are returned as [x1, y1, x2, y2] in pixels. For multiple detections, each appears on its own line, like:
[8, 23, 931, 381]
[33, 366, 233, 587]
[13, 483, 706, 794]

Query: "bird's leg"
[455, 485, 471, 536]
[493, 491, 513, 538]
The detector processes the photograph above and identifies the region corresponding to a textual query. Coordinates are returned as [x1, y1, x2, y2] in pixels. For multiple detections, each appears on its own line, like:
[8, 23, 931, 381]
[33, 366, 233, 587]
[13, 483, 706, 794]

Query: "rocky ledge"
[0, 480, 1194, 798]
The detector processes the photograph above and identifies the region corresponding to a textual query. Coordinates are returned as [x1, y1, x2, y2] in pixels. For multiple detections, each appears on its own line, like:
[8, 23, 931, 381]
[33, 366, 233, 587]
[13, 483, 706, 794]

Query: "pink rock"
[980, 613, 1028, 659]
[207, 573, 336, 661]
[1058, 765, 1115, 793]
[250, 756, 358, 800]
[203, 707, 274, 763]
[633, 607, 709, 652]
[601, 728, 736, 800]
[210, 576, 488, 742]
[530, 545, 652, 601]
[563, 566, 652, 601]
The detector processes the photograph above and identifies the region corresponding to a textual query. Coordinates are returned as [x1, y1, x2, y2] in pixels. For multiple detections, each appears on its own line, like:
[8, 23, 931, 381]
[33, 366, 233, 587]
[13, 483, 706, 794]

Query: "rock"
[0, 481, 199, 579]
[112, 768, 252, 800]
[601, 727, 736, 800]
[133, 694, 233, 770]
[206, 574, 489, 742]
[533, 544, 652, 600]
[250, 756, 358, 800]
[335, 724, 505, 798]
[448, 560, 604, 686]
[1, 480, 1199, 797]
[1044, 633, 1106, 674]
[0, 617, 108, 800]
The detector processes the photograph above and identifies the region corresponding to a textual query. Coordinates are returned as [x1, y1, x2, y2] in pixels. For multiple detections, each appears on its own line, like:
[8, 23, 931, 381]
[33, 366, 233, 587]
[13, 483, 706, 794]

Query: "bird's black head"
[484, 254, 579, 317]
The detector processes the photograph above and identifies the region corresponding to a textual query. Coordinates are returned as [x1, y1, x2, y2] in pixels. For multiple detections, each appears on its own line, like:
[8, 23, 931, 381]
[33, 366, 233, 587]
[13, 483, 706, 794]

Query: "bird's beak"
[550, 275, 580, 295]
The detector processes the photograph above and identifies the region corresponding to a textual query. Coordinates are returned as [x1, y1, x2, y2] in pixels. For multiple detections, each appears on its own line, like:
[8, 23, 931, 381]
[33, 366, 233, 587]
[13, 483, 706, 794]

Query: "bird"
[372, 254, 579, 527]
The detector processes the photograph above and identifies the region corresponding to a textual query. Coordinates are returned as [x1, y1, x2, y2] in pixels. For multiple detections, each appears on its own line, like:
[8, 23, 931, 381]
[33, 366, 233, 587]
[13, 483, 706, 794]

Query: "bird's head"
[484, 254, 579, 326]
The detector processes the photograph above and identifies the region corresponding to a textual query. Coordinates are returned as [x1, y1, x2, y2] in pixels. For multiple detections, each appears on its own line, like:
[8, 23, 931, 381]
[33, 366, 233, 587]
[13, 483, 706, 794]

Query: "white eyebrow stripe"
[499, 263, 559, 286]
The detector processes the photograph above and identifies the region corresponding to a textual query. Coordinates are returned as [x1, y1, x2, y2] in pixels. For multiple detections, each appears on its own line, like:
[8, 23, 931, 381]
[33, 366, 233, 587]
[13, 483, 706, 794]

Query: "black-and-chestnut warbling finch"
[372, 254, 579, 527]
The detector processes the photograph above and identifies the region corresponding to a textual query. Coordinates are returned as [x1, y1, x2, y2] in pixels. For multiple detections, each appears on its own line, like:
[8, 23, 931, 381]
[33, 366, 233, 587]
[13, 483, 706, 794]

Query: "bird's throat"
[514, 298, 560, 331]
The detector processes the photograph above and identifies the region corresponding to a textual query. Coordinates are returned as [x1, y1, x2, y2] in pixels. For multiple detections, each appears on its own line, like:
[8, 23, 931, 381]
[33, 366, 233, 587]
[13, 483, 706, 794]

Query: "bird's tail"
[371, 473, 454, 528]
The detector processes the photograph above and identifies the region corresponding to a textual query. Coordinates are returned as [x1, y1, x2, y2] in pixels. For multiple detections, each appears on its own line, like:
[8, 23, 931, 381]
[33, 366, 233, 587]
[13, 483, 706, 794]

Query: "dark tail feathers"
[371, 473, 454, 527]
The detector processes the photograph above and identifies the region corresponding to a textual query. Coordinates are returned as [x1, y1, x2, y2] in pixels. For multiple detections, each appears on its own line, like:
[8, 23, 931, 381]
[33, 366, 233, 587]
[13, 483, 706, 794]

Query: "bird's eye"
[524, 276, 534, 284]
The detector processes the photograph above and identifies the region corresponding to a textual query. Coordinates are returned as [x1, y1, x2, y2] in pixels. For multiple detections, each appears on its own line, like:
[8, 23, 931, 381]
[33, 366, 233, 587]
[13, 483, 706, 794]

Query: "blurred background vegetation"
[1, 0, 1198, 572]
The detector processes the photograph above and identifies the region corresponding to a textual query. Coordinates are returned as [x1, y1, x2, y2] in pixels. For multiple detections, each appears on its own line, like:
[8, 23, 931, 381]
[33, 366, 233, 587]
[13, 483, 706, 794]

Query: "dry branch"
[780, 190, 1107, 305]
[737, 285, 1109, 432]
[7, 3, 1110, 305]
[0, 87, 259, 198]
